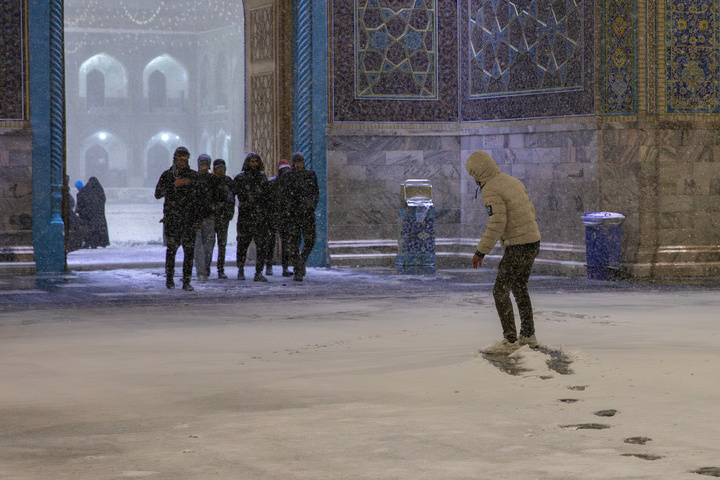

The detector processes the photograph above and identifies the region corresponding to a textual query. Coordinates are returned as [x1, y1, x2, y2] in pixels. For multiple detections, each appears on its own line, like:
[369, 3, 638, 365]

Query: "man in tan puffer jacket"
[466, 150, 542, 353]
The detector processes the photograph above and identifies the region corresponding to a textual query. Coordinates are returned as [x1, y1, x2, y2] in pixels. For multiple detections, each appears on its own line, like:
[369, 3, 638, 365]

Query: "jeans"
[194, 218, 216, 279]
[493, 241, 540, 342]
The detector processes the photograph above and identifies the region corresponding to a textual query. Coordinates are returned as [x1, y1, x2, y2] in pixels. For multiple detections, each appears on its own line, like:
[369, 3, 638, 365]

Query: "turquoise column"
[292, 0, 329, 267]
[29, 0, 66, 274]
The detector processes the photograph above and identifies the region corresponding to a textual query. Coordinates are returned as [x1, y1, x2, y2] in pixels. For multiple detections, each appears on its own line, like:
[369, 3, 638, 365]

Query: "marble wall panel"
[386, 151, 424, 166]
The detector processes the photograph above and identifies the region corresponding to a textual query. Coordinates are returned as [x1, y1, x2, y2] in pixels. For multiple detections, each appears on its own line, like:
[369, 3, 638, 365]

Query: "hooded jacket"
[232, 152, 269, 223]
[465, 150, 541, 254]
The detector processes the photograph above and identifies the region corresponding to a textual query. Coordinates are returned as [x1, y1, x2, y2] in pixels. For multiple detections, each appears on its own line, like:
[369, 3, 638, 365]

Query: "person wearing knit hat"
[197, 154, 211, 167]
[193, 154, 220, 283]
[211, 158, 235, 279]
[465, 150, 542, 354]
[278, 152, 319, 281]
[155, 146, 203, 291]
[263, 159, 293, 277]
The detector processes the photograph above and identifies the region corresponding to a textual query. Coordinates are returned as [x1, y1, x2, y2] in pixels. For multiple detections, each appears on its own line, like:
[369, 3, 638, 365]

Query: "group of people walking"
[155, 146, 319, 291]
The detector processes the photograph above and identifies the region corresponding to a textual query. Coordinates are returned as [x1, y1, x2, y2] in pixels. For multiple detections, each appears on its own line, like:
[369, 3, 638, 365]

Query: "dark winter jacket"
[154, 165, 205, 231]
[196, 171, 225, 220]
[214, 174, 235, 224]
[278, 168, 319, 218]
[232, 153, 269, 225]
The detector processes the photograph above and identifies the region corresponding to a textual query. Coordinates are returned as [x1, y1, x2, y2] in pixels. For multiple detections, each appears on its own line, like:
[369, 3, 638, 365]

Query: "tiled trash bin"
[397, 179, 435, 275]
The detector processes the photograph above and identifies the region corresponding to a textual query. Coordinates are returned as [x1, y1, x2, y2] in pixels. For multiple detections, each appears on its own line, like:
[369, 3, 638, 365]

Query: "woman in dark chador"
[75, 176, 110, 248]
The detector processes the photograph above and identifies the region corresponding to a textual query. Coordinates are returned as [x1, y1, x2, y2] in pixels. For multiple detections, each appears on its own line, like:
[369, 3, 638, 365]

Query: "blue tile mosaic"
[0, 0, 24, 121]
[332, 0, 457, 122]
[397, 206, 436, 270]
[468, 0, 585, 97]
[356, 0, 438, 99]
[460, 0, 595, 120]
[603, 0, 636, 114]
[666, 0, 720, 113]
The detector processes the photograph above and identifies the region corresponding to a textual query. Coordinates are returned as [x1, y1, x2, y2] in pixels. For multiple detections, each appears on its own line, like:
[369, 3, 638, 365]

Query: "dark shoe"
[282, 269, 293, 277]
[237, 271, 245, 280]
[293, 272, 303, 282]
[254, 273, 268, 282]
[182, 282, 194, 291]
[265, 265, 273, 276]
[166, 279, 175, 289]
[218, 272, 227, 279]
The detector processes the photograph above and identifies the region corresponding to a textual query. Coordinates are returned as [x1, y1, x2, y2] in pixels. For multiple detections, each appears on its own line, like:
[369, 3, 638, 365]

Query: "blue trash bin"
[580, 212, 626, 280]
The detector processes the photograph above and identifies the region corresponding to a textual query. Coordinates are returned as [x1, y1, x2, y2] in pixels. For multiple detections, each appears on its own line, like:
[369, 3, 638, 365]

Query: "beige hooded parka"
[465, 150, 541, 255]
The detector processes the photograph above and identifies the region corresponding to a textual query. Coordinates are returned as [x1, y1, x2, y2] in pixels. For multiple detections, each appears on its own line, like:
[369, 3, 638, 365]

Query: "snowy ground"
[1, 273, 719, 479]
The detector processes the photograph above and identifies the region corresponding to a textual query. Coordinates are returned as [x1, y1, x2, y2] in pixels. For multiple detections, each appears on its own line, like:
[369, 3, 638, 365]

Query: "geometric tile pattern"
[249, 5, 274, 63]
[250, 73, 275, 167]
[603, 0, 636, 113]
[397, 206, 435, 266]
[459, 0, 595, 120]
[666, 0, 720, 113]
[469, 0, 585, 97]
[355, 0, 438, 99]
[0, 0, 24, 120]
[332, 0, 457, 122]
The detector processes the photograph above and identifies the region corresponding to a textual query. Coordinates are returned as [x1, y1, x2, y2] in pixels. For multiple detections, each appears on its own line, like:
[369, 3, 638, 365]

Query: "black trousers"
[264, 226, 291, 270]
[236, 221, 267, 274]
[165, 224, 196, 283]
[493, 241, 540, 342]
[214, 220, 230, 274]
[289, 213, 316, 273]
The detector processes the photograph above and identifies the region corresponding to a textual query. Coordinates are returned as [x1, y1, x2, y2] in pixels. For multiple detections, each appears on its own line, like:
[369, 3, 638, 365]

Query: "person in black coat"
[154, 146, 207, 291]
[75, 176, 110, 249]
[212, 158, 235, 279]
[278, 152, 319, 281]
[232, 152, 270, 282]
[264, 159, 293, 277]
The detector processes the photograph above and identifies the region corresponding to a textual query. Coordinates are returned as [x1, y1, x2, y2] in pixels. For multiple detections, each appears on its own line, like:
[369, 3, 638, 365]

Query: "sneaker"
[282, 269, 293, 277]
[166, 279, 175, 289]
[182, 282, 194, 292]
[265, 265, 273, 276]
[482, 338, 520, 355]
[254, 273, 268, 282]
[218, 272, 227, 279]
[518, 334, 539, 349]
[237, 271, 245, 280]
[293, 271, 303, 282]
[198, 276, 207, 283]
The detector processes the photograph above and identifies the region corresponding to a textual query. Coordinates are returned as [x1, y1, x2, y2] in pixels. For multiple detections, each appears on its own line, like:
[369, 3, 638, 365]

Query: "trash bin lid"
[581, 211, 626, 226]
[402, 179, 432, 206]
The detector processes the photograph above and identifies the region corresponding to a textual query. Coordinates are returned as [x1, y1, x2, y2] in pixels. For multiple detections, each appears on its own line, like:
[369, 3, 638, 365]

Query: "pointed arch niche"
[80, 132, 129, 188]
[78, 53, 128, 110]
[143, 54, 189, 112]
